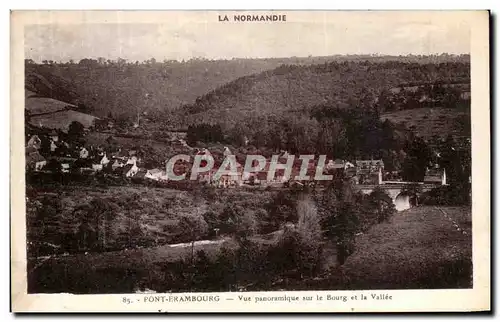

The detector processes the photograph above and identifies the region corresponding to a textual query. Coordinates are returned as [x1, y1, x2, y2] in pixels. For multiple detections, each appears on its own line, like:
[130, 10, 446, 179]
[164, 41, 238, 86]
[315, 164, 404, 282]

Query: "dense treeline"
[186, 106, 428, 177]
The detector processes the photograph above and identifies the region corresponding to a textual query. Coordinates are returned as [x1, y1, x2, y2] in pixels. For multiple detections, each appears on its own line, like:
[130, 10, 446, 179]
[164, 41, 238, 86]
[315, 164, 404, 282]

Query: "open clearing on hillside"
[381, 108, 470, 140]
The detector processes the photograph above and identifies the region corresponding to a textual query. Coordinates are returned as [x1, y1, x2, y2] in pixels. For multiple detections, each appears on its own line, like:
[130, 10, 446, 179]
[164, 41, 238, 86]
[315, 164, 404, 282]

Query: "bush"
[421, 185, 471, 206]
[270, 225, 323, 278]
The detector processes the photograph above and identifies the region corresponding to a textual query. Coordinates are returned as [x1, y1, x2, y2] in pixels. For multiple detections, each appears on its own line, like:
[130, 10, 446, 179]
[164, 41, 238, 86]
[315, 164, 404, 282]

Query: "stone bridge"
[354, 183, 441, 211]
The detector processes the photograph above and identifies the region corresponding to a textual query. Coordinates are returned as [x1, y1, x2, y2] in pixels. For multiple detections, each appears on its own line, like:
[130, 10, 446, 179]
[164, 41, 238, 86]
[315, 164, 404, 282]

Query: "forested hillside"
[183, 60, 470, 126]
[181, 60, 469, 155]
[24, 55, 470, 165]
[25, 58, 287, 120]
[25, 54, 469, 123]
[25, 55, 389, 120]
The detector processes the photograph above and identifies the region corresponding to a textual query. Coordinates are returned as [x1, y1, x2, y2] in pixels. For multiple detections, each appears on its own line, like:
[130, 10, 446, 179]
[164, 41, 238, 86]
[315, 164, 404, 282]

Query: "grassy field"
[381, 107, 470, 140]
[28, 238, 233, 294]
[340, 205, 472, 289]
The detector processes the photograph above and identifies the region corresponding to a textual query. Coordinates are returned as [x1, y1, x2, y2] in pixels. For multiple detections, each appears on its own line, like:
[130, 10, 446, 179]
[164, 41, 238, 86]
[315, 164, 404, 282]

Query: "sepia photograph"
[10, 10, 490, 312]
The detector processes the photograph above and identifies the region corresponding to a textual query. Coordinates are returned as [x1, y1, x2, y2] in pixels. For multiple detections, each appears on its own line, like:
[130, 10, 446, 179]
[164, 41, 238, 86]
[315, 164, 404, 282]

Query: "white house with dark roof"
[79, 147, 89, 159]
[111, 159, 124, 170]
[99, 153, 110, 166]
[27, 135, 42, 150]
[145, 168, 168, 181]
[26, 151, 46, 171]
[123, 161, 139, 177]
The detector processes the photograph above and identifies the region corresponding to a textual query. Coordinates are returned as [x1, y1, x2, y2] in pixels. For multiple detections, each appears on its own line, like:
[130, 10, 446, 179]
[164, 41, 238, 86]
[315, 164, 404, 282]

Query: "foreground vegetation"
[28, 204, 471, 293]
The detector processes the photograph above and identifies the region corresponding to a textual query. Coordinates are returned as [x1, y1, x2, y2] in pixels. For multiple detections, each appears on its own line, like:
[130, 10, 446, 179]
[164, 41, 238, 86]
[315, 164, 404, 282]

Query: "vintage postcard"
[11, 10, 490, 312]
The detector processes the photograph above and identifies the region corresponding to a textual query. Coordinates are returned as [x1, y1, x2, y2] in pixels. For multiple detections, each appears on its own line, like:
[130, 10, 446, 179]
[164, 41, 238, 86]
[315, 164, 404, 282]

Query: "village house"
[215, 156, 244, 188]
[424, 168, 447, 185]
[354, 159, 385, 185]
[326, 159, 355, 171]
[79, 147, 89, 159]
[200, 162, 243, 188]
[49, 130, 59, 142]
[50, 140, 58, 153]
[27, 135, 42, 150]
[355, 159, 384, 172]
[122, 161, 139, 177]
[126, 155, 139, 165]
[145, 168, 168, 181]
[26, 151, 47, 171]
[99, 153, 110, 166]
[61, 163, 71, 173]
[111, 159, 125, 170]
[92, 164, 103, 172]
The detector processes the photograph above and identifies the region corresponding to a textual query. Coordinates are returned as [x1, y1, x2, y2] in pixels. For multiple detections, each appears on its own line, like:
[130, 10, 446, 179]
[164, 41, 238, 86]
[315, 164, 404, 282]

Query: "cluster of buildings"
[25, 132, 143, 178]
[26, 129, 446, 188]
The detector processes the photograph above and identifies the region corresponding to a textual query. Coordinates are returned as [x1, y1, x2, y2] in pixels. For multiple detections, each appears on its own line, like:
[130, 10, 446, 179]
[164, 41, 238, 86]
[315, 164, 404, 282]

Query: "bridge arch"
[393, 192, 418, 211]
[355, 184, 437, 211]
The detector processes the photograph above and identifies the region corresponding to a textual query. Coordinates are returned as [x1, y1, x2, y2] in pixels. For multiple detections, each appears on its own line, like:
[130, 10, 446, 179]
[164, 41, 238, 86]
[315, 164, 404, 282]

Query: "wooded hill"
[25, 55, 386, 120]
[25, 54, 469, 123]
[182, 60, 470, 127]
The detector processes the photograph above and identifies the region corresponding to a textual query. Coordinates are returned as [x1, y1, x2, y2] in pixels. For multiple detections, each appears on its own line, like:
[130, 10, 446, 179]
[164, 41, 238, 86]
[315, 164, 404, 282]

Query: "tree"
[296, 193, 322, 242]
[317, 184, 340, 238]
[271, 193, 323, 278]
[368, 186, 396, 223]
[73, 198, 120, 251]
[178, 214, 209, 265]
[78, 58, 98, 68]
[265, 190, 298, 231]
[334, 201, 361, 265]
[116, 57, 127, 68]
[68, 121, 85, 142]
[186, 123, 225, 145]
[220, 205, 258, 241]
[401, 137, 432, 182]
[401, 183, 423, 207]
[320, 180, 361, 265]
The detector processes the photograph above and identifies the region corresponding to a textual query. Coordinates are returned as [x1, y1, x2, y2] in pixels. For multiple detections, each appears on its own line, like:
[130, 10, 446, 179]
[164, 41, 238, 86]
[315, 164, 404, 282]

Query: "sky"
[23, 11, 472, 62]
